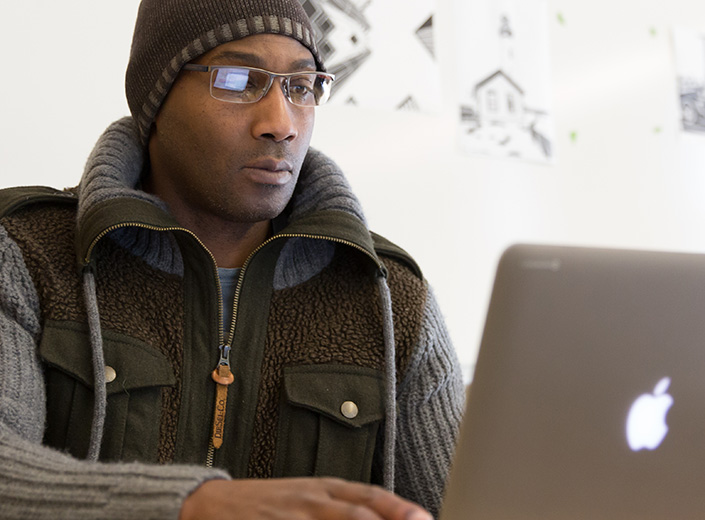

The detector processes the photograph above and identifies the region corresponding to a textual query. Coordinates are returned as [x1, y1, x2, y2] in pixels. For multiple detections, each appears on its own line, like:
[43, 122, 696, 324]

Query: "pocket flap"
[40, 320, 176, 394]
[283, 365, 385, 428]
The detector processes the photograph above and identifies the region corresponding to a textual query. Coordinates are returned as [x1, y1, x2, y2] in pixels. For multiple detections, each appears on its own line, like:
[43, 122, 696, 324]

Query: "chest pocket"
[39, 320, 175, 462]
[274, 364, 385, 482]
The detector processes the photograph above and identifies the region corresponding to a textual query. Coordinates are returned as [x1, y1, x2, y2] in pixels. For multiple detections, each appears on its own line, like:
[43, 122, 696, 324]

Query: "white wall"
[2, 1, 705, 380]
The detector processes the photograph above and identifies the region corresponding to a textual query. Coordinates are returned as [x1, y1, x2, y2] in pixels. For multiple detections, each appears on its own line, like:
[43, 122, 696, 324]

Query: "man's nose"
[251, 79, 298, 143]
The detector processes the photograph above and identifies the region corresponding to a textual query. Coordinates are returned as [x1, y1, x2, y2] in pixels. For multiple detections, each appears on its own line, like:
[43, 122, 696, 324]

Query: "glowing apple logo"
[626, 377, 674, 451]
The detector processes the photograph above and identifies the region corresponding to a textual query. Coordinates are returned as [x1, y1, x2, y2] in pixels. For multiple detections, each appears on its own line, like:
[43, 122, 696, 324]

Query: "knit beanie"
[125, 0, 323, 144]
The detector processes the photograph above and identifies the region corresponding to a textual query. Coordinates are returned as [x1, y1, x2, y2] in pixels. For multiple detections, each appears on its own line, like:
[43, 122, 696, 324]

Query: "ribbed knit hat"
[125, 0, 323, 144]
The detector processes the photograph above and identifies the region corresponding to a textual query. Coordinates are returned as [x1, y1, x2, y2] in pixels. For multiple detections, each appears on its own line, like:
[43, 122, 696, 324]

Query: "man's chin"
[228, 203, 290, 225]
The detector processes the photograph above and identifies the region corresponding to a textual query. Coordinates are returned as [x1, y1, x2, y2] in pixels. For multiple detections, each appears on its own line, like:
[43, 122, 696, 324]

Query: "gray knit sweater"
[0, 118, 464, 519]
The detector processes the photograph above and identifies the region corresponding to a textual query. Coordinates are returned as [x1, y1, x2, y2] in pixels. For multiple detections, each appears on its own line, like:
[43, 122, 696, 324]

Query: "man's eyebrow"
[207, 50, 262, 65]
[289, 58, 317, 71]
[206, 50, 317, 70]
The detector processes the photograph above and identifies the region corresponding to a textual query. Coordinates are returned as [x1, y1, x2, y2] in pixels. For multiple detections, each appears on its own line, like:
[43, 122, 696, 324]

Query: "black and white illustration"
[674, 27, 705, 134]
[300, 0, 441, 112]
[455, 0, 554, 162]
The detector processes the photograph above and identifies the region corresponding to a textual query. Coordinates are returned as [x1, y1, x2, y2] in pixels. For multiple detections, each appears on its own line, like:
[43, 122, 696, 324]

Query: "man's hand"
[179, 477, 433, 520]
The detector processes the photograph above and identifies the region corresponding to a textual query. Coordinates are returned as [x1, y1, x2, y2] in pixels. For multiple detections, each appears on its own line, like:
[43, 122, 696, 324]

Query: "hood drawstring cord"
[82, 267, 107, 461]
[376, 272, 396, 492]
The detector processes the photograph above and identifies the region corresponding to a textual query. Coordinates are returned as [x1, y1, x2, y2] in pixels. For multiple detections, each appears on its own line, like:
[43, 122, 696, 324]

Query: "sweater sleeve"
[393, 286, 466, 519]
[0, 225, 230, 520]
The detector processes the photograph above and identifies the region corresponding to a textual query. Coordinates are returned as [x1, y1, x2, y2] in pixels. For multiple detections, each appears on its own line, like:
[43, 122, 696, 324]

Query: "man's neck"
[202, 220, 271, 268]
[141, 180, 271, 268]
[180, 214, 271, 268]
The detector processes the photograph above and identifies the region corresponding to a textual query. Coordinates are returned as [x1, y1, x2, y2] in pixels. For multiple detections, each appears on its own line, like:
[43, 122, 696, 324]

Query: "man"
[0, 0, 464, 518]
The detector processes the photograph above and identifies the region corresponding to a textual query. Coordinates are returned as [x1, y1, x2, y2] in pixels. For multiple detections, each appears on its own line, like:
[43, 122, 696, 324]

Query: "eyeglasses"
[182, 64, 335, 107]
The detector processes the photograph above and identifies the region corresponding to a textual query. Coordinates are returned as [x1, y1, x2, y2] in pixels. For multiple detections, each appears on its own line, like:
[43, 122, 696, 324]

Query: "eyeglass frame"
[181, 64, 335, 107]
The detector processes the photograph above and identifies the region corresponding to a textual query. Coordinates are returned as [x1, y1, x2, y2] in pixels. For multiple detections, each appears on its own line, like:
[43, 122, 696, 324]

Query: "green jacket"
[0, 118, 464, 519]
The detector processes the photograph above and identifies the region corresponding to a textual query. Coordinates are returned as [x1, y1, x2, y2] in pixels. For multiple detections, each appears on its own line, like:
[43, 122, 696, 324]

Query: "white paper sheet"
[454, 0, 555, 162]
[673, 27, 705, 134]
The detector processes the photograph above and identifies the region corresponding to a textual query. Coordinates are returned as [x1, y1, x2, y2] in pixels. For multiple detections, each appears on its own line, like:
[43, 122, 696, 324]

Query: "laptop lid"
[440, 244, 705, 520]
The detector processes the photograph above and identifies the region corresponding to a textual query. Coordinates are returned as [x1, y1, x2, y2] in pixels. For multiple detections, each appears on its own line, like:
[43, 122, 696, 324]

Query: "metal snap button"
[341, 401, 359, 419]
[105, 365, 117, 384]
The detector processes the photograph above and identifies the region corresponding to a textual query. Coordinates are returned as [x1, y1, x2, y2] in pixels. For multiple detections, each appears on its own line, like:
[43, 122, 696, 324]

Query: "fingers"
[321, 478, 433, 520]
[179, 478, 433, 520]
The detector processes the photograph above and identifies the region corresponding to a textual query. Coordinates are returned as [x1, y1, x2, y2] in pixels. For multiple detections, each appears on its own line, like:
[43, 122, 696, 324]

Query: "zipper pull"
[210, 345, 234, 450]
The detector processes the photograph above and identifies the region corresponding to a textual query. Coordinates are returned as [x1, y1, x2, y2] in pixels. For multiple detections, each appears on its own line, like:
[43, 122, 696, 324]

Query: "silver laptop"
[440, 244, 705, 520]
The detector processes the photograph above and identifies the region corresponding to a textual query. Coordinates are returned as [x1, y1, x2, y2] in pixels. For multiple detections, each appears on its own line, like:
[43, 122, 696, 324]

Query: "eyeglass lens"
[211, 68, 332, 106]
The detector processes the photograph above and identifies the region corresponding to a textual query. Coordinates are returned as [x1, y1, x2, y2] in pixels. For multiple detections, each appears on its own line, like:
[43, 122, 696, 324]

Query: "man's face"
[148, 34, 316, 227]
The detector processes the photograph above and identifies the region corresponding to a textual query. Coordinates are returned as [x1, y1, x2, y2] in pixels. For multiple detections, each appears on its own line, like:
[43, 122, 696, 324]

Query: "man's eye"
[243, 78, 260, 92]
[290, 84, 313, 94]
[290, 75, 316, 93]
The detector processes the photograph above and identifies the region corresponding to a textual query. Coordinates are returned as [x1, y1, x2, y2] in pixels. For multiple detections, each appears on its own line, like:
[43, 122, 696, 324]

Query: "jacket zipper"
[86, 223, 228, 469]
[85, 225, 385, 469]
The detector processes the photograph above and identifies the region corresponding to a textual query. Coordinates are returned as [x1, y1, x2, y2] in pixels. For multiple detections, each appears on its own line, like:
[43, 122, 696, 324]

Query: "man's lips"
[244, 158, 294, 185]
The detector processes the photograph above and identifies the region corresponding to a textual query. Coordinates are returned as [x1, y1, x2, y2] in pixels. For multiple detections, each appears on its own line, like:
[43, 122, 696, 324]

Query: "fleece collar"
[74, 117, 381, 274]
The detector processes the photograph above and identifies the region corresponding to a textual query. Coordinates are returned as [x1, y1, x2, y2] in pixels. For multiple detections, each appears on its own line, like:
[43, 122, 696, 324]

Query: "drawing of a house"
[474, 70, 524, 126]
[459, 67, 552, 159]
[457, 6, 554, 161]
